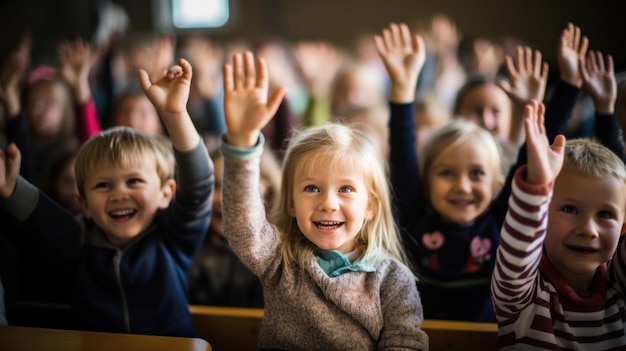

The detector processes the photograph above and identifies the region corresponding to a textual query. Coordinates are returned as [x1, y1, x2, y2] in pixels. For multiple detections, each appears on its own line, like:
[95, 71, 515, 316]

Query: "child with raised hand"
[377, 21, 500, 322]
[492, 99, 626, 349]
[452, 44, 548, 175]
[377, 22, 586, 323]
[221, 51, 428, 350]
[0, 58, 213, 337]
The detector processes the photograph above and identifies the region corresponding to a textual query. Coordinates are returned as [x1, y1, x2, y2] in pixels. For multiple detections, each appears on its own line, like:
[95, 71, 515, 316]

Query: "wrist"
[389, 85, 416, 103]
[594, 100, 615, 115]
[560, 74, 582, 88]
[225, 132, 259, 148]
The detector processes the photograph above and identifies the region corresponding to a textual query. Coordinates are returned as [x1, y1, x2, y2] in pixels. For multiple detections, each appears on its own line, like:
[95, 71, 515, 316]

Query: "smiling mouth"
[567, 245, 598, 253]
[314, 221, 344, 230]
[109, 209, 137, 219]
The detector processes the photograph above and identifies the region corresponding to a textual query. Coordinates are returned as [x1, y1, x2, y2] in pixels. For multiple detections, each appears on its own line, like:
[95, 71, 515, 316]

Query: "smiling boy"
[0, 59, 213, 337]
[492, 101, 626, 349]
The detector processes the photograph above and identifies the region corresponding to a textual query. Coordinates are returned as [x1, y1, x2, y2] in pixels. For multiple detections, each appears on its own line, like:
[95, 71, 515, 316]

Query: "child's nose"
[576, 218, 600, 238]
[454, 176, 472, 192]
[109, 186, 129, 201]
[318, 192, 339, 212]
[480, 112, 499, 132]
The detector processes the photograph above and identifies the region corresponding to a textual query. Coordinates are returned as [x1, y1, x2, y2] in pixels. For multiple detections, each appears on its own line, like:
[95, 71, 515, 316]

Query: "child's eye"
[94, 182, 110, 189]
[127, 178, 143, 185]
[339, 185, 354, 193]
[437, 170, 453, 178]
[598, 211, 614, 219]
[560, 205, 577, 214]
[469, 169, 485, 179]
[304, 185, 319, 192]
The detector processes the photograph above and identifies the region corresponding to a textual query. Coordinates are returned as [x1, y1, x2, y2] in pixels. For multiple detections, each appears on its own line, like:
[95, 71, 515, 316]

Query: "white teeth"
[109, 209, 136, 217]
[315, 221, 342, 229]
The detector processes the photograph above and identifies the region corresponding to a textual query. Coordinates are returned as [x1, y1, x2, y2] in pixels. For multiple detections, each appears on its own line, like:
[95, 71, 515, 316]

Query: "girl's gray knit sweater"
[222, 139, 429, 351]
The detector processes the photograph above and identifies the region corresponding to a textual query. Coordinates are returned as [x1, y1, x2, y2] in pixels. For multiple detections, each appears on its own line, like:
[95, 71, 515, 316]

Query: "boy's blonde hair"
[75, 126, 175, 198]
[562, 138, 626, 183]
[270, 123, 407, 269]
[419, 119, 502, 205]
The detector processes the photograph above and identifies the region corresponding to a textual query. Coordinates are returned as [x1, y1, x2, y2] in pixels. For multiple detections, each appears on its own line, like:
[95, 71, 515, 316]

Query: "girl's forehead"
[434, 138, 498, 166]
[294, 152, 363, 178]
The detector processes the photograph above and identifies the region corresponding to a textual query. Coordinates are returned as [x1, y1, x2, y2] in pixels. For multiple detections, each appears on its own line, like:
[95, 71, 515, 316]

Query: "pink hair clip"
[25, 65, 59, 85]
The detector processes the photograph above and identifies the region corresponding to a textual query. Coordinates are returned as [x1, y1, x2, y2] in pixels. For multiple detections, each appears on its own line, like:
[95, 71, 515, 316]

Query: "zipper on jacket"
[112, 251, 131, 333]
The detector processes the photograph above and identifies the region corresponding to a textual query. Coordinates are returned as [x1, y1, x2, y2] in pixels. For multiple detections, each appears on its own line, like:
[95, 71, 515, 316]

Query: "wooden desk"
[190, 305, 499, 351]
[0, 325, 211, 351]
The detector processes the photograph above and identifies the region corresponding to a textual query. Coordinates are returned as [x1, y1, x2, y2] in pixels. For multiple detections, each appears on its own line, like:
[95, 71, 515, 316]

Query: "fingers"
[178, 57, 192, 80]
[137, 69, 152, 93]
[223, 62, 233, 91]
[399, 23, 411, 49]
[267, 87, 287, 116]
[552, 134, 566, 152]
[244, 51, 256, 90]
[255, 56, 268, 90]
[413, 34, 425, 56]
[233, 53, 244, 90]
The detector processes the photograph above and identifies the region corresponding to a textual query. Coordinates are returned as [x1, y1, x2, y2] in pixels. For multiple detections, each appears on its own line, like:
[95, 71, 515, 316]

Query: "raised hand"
[0, 143, 22, 198]
[557, 23, 588, 87]
[58, 38, 99, 104]
[138, 58, 191, 117]
[223, 51, 286, 148]
[580, 50, 616, 114]
[181, 36, 224, 99]
[138, 58, 198, 151]
[0, 33, 31, 117]
[293, 41, 343, 98]
[524, 100, 566, 185]
[498, 46, 549, 107]
[374, 22, 426, 103]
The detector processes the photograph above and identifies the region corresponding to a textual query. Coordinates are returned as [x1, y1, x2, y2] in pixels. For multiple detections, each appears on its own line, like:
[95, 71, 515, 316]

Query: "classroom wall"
[0, 0, 624, 70]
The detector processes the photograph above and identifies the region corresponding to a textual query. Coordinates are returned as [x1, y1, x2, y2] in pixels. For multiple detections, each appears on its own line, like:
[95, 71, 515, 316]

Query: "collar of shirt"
[314, 248, 380, 277]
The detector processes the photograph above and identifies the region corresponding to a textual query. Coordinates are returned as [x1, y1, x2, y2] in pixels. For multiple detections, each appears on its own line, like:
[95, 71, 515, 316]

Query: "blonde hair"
[419, 119, 502, 205]
[270, 123, 407, 270]
[75, 126, 175, 198]
[562, 138, 626, 182]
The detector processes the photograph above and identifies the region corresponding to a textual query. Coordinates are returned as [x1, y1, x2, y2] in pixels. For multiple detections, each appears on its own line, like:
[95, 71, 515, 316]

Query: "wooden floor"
[190, 305, 498, 351]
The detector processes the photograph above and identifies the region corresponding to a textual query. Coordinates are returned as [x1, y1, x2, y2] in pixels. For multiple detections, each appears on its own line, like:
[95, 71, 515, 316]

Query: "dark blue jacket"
[0, 142, 213, 337]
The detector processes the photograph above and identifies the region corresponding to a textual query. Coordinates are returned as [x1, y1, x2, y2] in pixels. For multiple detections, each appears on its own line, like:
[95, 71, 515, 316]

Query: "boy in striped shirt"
[492, 100, 626, 350]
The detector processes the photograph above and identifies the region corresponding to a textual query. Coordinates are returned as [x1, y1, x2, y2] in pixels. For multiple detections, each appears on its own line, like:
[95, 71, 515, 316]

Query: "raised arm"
[525, 101, 566, 186]
[0, 34, 30, 118]
[580, 50, 624, 159]
[375, 23, 427, 254]
[498, 46, 549, 147]
[58, 38, 99, 105]
[557, 22, 588, 88]
[294, 41, 343, 126]
[374, 22, 426, 103]
[581, 50, 616, 115]
[544, 23, 588, 141]
[223, 51, 286, 148]
[492, 101, 565, 315]
[57, 37, 102, 142]
[138, 58, 199, 152]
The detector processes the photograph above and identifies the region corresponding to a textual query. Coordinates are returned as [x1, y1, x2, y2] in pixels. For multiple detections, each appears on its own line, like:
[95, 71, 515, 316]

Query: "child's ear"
[79, 196, 92, 219]
[288, 200, 296, 217]
[159, 179, 176, 209]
